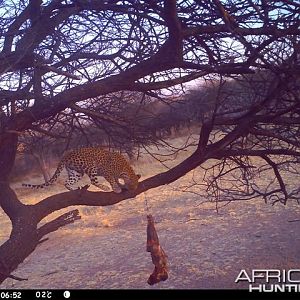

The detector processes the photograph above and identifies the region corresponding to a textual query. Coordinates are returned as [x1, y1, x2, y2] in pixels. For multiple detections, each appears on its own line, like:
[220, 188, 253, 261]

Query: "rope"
[143, 192, 150, 214]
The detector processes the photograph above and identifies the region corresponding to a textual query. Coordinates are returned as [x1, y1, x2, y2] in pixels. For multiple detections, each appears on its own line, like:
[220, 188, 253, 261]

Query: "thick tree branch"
[37, 209, 81, 239]
[216, 149, 300, 158]
[70, 104, 127, 126]
[0, 133, 18, 181]
[129, 71, 208, 91]
[180, 61, 254, 74]
[249, 128, 300, 148]
[39, 65, 81, 80]
[30, 126, 68, 139]
[183, 24, 300, 38]
[164, 0, 182, 47]
[214, 116, 300, 126]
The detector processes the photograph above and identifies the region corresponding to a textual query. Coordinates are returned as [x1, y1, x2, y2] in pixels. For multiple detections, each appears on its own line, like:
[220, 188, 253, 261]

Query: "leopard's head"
[119, 173, 141, 191]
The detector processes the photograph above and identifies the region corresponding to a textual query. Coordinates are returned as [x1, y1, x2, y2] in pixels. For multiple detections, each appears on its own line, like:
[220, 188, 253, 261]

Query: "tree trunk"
[0, 202, 39, 284]
[0, 182, 81, 284]
[0, 133, 39, 283]
[33, 152, 51, 182]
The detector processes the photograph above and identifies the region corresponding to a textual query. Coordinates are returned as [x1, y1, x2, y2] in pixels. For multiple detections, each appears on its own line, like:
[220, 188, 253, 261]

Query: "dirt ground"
[1, 136, 300, 289]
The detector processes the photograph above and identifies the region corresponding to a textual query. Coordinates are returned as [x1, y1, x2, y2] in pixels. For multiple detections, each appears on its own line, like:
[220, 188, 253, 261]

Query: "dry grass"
[1, 134, 300, 289]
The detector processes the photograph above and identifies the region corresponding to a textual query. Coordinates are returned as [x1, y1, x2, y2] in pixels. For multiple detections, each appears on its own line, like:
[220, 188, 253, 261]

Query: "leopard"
[22, 147, 141, 193]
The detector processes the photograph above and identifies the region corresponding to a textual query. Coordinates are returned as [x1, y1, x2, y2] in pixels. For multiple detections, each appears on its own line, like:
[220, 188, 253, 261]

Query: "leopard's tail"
[22, 160, 65, 189]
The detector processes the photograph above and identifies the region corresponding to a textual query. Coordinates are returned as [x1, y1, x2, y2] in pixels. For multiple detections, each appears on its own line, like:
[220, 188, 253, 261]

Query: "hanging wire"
[143, 192, 150, 214]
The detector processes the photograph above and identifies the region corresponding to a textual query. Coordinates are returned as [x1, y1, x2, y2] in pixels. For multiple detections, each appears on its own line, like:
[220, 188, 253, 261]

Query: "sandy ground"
[1, 136, 300, 289]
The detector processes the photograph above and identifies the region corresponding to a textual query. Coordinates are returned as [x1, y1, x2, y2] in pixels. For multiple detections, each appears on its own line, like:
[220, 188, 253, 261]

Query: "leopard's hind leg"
[65, 168, 84, 190]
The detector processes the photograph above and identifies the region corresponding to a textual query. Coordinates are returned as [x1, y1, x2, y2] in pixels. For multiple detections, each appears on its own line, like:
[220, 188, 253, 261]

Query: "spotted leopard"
[22, 147, 141, 193]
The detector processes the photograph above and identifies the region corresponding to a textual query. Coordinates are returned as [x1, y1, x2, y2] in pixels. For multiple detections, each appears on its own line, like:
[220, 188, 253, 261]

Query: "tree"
[0, 0, 299, 284]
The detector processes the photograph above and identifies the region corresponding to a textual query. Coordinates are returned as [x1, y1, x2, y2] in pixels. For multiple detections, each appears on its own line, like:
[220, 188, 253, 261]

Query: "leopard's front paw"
[99, 184, 111, 192]
[112, 186, 122, 193]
